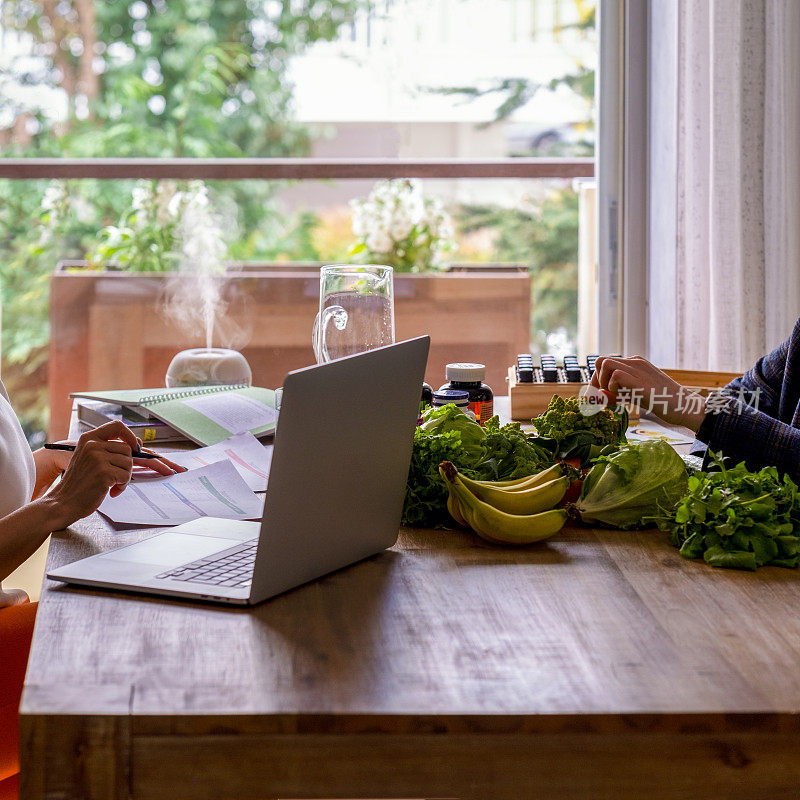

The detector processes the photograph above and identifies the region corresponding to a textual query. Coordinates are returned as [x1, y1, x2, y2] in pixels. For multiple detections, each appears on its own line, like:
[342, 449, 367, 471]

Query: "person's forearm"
[0, 496, 67, 581]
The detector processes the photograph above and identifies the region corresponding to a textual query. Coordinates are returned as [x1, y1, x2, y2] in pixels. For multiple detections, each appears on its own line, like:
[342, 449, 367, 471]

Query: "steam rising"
[162, 184, 239, 349]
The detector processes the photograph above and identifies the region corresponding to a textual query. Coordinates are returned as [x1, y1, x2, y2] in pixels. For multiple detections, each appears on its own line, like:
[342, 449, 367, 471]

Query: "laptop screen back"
[248, 337, 429, 603]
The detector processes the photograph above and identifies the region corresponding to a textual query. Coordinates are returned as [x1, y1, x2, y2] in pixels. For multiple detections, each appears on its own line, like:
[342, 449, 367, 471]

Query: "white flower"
[131, 184, 149, 211]
[41, 183, 66, 212]
[389, 218, 414, 242]
[351, 178, 455, 267]
[104, 225, 123, 247]
[167, 190, 186, 220]
[366, 229, 392, 253]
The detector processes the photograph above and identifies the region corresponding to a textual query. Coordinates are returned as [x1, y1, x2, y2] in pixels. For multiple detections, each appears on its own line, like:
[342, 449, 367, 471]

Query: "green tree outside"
[0, 0, 364, 435]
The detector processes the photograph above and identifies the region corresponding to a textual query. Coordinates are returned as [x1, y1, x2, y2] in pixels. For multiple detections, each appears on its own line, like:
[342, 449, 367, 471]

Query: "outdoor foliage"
[0, 0, 365, 435]
[0, 0, 594, 437]
[456, 187, 580, 356]
[426, 1, 596, 154]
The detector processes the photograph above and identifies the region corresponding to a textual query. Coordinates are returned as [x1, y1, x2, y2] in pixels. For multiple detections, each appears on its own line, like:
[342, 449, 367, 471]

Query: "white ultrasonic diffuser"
[165, 348, 252, 388]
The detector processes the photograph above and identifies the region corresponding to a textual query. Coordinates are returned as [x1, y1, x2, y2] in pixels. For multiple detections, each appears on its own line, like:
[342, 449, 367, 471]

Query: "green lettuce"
[574, 440, 688, 529]
[418, 403, 486, 461]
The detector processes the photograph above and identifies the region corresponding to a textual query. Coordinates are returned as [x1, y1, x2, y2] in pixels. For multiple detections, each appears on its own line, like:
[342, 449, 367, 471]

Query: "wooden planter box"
[48, 263, 531, 438]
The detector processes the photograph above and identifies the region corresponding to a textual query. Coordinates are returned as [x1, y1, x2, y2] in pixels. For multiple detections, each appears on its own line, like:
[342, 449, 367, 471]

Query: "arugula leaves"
[654, 453, 800, 570]
[402, 423, 475, 528]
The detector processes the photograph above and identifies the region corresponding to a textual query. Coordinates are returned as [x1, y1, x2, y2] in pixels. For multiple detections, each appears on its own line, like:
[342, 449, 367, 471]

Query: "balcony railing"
[0, 157, 594, 180]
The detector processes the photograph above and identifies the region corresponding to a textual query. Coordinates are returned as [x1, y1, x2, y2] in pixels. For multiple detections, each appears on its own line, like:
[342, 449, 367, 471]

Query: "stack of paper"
[132, 432, 271, 491]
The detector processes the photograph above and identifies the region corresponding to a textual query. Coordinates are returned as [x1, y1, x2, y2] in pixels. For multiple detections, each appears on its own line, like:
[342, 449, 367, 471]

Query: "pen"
[44, 442, 162, 460]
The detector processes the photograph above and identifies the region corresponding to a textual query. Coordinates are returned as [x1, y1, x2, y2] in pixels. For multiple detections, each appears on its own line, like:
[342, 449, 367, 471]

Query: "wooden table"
[19, 418, 800, 799]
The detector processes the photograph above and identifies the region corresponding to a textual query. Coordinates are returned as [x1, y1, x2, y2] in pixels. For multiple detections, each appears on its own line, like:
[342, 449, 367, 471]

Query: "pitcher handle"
[312, 305, 348, 363]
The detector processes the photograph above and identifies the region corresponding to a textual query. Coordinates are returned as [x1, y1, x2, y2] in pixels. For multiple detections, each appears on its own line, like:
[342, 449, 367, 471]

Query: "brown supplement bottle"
[438, 363, 494, 425]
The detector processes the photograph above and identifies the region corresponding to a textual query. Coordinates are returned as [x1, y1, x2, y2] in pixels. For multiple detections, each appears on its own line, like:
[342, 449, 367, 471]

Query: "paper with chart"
[626, 416, 696, 447]
[99, 460, 264, 525]
[134, 432, 272, 491]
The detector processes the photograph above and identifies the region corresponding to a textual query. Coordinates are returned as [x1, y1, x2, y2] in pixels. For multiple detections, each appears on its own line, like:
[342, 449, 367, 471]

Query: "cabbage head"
[575, 440, 688, 529]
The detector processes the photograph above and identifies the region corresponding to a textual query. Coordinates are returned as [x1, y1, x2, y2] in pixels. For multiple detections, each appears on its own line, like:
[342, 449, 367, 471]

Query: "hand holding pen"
[45, 442, 162, 459]
[42, 422, 189, 529]
[45, 423, 186, 479]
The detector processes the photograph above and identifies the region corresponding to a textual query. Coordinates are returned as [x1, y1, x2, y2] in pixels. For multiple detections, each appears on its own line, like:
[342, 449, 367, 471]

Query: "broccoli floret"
[531, 395, 623, 446]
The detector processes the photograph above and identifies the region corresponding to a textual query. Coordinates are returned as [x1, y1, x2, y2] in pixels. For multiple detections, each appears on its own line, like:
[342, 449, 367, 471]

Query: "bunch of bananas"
[439, 461, 570, 545]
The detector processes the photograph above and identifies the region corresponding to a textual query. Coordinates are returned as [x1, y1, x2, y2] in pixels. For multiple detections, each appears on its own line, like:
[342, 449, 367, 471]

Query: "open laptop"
[48, 336, 430, 605]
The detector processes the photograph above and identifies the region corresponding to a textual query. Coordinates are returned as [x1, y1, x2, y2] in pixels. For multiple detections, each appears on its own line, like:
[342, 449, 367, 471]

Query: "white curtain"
[653, 0, 800, 371]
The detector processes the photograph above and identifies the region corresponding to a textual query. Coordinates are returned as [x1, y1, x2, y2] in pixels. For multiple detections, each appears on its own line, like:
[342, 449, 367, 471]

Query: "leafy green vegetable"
[402, 406, 555, 527]
[574, 440, 688, 529]
[402, 420, 477, 528]
[476, 417, 555, 480]
[531, 395, 627, 463]
[653, 452, 800, 570]
[418, 403, 486, 462]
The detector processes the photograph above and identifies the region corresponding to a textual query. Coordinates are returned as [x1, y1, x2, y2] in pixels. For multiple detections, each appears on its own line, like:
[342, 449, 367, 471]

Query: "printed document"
[99, 460, 264, 525]
[136, 432, 271, 491]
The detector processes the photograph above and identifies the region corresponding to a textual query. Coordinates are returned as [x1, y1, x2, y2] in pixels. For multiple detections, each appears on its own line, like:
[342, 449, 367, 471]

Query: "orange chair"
[0, 597, 37, 800]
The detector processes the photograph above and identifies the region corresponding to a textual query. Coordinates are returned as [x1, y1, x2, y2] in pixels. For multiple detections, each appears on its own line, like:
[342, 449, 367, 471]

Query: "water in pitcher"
[321, 291, 394, 360]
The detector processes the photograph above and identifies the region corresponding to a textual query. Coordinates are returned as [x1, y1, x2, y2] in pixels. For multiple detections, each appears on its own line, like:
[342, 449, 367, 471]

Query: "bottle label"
[469, 400, 494, 425]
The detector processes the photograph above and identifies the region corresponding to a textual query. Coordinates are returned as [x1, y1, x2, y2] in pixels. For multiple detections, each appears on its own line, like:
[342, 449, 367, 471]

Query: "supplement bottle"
[439, 363, 494, 425]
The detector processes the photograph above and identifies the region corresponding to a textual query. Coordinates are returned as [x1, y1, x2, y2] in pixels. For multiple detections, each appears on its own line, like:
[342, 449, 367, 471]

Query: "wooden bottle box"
[507, 367, 742, 421]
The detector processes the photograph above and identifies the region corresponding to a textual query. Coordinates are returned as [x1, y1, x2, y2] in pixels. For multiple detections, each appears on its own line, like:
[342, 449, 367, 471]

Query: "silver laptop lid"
[249, 336, 430, 603]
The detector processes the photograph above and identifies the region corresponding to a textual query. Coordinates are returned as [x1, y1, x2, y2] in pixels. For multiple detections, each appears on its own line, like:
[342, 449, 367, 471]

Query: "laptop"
[48, 336, 430, 605]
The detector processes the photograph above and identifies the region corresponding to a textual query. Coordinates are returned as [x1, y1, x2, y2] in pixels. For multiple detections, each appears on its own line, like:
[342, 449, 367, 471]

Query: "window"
[0, 0, 596, 440]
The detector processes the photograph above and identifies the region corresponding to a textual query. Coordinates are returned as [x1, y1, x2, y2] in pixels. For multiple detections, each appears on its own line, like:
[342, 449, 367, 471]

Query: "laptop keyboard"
[155, 539, 258, 588]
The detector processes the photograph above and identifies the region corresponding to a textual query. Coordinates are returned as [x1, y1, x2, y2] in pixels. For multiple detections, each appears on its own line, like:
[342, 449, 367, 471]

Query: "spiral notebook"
[70, 384, 277, 447]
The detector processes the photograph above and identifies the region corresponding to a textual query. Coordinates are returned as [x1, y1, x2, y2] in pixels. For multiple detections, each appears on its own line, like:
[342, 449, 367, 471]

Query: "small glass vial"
[421, 382, 434, 409]
[418, 382, 434, 425]
[439, 363, 494, 425]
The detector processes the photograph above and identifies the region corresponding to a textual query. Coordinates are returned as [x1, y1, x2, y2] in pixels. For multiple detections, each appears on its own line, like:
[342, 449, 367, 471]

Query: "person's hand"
[46, 421, 140, 529]
[590, 355, 707, 431]
[37, 436, 185, 489]
[131, 443, 186, 476]
[0, 588, 30, 608]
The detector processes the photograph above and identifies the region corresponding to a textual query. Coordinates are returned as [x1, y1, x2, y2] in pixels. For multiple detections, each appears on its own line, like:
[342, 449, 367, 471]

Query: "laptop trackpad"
[96, 532, 242, 568]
